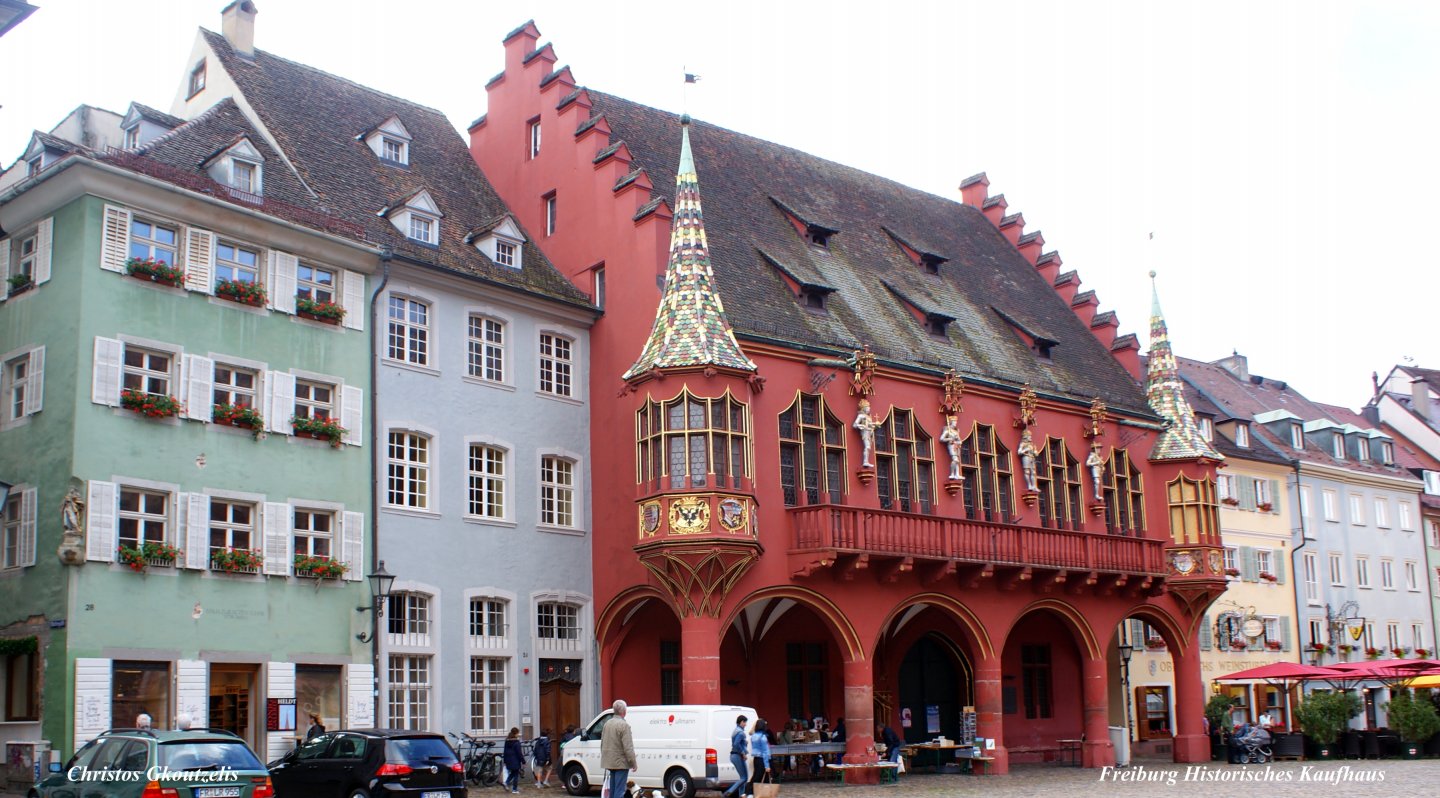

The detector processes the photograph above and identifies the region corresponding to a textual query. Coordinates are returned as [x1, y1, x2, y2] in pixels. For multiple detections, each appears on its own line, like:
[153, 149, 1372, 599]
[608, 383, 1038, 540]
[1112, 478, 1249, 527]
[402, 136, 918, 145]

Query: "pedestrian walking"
[749, 718, 772, 796]
[504, 727, 525, 794]
[600, 700, 637, 798]
[722, 714, 749, 798]
[533, 728, 554, 787]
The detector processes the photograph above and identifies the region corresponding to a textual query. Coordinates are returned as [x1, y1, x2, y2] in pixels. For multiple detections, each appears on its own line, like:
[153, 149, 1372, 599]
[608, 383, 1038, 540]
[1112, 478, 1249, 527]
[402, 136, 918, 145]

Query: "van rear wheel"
[564, 763, 591, 796]
[664, 768, 695, 798]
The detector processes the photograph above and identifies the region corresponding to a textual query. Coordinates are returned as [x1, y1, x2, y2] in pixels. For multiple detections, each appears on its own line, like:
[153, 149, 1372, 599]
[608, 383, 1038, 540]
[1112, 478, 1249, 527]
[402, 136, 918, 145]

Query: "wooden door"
[539, 679, 581, 736]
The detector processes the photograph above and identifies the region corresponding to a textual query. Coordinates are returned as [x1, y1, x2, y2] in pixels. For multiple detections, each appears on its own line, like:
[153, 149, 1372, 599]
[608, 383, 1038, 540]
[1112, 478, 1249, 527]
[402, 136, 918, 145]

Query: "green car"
[31, 728, 274, 798]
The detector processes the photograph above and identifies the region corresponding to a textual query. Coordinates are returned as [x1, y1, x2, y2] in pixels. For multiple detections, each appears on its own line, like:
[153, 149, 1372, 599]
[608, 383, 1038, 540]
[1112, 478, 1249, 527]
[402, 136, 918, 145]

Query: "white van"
[561, 704, 758, 798]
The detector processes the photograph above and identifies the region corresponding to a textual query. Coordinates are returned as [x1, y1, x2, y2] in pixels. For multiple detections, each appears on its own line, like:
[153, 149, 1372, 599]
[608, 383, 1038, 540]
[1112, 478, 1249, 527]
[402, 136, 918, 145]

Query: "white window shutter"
[85, 480, 117, 562]
[341, 385, 363, 445]
[346, 663, 375, 728]
[24, 346, 43, 415]
[0, 237, 10, 287]
[185, 228, 215, 294]
[262, 501, 291, 576]
[341, 510, 364, 581]
[265, 662, 298, 762]
[100, 205, 131, 273]
[92, 337, 124, 407]
[185, 492, 210, 569]
[18, 487, 37, 567]
[176, 660, 209, 729]
[267, 371, 295, 434]
[34, 217, 53, 284]
[270, 251, 298, 313]
[73, 658, 113, 748]
[183, 354, 214, 422]
[342, 269, 365, 330]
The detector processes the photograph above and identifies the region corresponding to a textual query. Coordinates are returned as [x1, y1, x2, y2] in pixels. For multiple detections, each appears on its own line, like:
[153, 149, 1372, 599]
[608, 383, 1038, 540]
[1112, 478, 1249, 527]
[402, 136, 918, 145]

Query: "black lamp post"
[1118, 642, 1135, 745]
[354, 561, 396, 644]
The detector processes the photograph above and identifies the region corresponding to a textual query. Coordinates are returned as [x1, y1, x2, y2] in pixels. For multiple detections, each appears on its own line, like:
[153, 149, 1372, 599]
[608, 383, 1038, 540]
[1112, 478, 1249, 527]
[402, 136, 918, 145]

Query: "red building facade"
[472, 22, 1226, 772]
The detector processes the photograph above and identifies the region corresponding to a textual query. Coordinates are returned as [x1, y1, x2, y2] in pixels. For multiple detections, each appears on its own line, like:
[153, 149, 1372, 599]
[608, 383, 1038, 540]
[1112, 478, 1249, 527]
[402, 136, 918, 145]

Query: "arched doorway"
[1000, 607, 1090, 763]
[896, 633, 971, 744]
[598, 591, 684, 707]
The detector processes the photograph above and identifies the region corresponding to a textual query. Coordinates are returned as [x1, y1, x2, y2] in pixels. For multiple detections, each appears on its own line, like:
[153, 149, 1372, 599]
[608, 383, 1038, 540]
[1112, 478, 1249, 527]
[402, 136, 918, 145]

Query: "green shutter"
[1200, 614, 1212, 650]
[1241, 546, 1258, 581]
[1269, 479, 1281, 513]
[1129, 619, 1146, 643]
[1239, 478, 1257, 511]
[1281, 617, 1292, 652]
[1274, 552, 1287, 584]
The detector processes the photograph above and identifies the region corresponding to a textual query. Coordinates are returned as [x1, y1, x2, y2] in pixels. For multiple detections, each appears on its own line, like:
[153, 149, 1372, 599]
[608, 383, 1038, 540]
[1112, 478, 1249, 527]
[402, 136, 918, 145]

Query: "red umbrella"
[1214, 663, 1345, 729]
[1334, 659, 1440, 687]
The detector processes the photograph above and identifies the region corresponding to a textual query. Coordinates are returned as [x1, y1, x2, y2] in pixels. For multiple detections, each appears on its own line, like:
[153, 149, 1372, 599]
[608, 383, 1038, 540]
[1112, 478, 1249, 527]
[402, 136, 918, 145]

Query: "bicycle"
[450, 731, 502, 787]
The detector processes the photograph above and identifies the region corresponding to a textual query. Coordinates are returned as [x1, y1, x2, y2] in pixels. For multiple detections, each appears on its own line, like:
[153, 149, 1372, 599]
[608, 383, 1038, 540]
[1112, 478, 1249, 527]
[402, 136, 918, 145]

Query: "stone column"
[1081, 655, 1116, 767]
[974, 657, 1009, 774]
[1171, 640, 1209, 762]
[842, 658, 877, 764]
[681, 612, 722, 704]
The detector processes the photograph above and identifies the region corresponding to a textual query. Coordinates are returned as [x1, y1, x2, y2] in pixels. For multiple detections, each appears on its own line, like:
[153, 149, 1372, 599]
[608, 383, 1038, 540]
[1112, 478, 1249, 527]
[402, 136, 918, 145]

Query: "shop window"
[296, 665, 343, 732]
[1135, 686, 1172, 740]
[112, 660, 171, 731]
[2, 648, 37, 721]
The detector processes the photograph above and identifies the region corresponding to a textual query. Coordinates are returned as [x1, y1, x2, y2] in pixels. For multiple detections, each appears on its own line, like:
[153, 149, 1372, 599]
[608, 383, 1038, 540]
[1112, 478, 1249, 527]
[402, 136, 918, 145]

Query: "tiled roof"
[130, 103, 185, 129]
[584, 92, 1153, 415]
[198, 29, 590, 308]
[1379, 423, 1440, 472]
[1144, 283, 1222, 461]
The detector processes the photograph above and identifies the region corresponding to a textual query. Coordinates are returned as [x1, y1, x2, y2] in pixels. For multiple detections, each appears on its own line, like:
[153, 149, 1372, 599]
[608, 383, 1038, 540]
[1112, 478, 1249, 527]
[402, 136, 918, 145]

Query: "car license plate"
[420, 792, 450, 798]
[195, 789, 242, 798]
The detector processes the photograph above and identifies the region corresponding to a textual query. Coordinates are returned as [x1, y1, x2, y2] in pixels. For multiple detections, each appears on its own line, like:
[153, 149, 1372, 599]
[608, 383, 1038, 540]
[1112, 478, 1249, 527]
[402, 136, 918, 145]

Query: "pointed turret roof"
[1146, 272, 1223, 461]
[623, 116, 756, 380]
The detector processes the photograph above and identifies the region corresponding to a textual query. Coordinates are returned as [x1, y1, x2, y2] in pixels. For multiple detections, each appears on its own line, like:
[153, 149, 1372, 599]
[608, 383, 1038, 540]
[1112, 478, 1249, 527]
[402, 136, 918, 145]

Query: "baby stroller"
[1234, 725, 1272, 763]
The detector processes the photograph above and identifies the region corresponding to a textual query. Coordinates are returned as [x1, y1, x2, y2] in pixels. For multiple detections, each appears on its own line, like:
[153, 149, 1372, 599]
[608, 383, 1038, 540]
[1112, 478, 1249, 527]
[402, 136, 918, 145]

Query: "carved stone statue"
[854, 400, 879, 468]
[1018, 429, 1040, 492]
[939, 415, 964, 481]
[58, 486, 86, 566]
[1086, 445, 1106, 501]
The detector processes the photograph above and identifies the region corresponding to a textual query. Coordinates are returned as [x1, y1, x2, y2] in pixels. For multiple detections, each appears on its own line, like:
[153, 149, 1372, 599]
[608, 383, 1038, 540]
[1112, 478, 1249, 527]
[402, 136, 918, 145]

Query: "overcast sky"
[3, 1, 1435, 410]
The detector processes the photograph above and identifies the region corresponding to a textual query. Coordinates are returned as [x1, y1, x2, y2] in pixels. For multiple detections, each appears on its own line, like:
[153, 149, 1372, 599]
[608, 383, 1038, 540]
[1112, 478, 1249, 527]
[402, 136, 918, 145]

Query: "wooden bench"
[824, 762, 900, 786]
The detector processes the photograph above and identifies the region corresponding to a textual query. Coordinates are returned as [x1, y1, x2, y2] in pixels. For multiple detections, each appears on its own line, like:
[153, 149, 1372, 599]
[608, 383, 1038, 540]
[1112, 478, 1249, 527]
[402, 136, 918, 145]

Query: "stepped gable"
[583, 92, 1153, 415]
[199, 29, 589, 307]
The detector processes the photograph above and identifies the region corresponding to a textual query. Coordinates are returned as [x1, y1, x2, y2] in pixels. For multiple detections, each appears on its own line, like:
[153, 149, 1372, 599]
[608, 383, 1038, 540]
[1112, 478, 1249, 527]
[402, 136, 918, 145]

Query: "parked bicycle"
[450, 731, 502, 786]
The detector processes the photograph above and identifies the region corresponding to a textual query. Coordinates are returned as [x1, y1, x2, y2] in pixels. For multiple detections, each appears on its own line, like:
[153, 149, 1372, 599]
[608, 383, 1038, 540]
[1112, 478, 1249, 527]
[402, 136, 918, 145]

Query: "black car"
[268, 730, 465, 798]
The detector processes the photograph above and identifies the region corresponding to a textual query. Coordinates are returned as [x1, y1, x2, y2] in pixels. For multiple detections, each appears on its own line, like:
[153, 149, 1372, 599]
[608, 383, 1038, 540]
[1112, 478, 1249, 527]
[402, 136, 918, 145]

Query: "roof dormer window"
[408, 215, 435, 243]
[204, 137, 264, 199]
[806, 227, 831, 248]
[921, 255, 943, 275]
[927, 317, 949, 337]
[1198, 416, 1214, 442]
[232, 159, 258, 193]
[802, 287, 827, 311]
[383, 188, 443, 247]
[25, 155, 42, 177]
[1352, 437, 1369, 462]
[123, 126, 140, 150]
[363, 116, 412, 167]
[1379, 440, 1394, 465]
[466, 215, 526, 270]
[381, 137, 406, 164]
[1332, 434, 1345, 460]
[1290, 424, 1304, 450]
[1234, 424, 1249, 448]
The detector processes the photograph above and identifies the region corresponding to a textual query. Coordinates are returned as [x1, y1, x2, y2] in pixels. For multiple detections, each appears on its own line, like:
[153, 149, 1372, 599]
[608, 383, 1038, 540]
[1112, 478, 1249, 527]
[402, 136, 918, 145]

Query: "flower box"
[117, 542, 181, 572]
[1145, 638, 1166, 650]
[293, 555, 347, 580]
[125, 257, 185, 287]
[1259, 572, 1278, 583]
[291, 415, 347, 448]
[1416, 648, 1431, 658]
[7, 273, 34, 296]
[1257, 502, 1274, 512]
[211, 548, 264, 574]
[1391, 648, 1408, 659]
[1221, 497, 1240, 506]
[1265, 641, 1283, 651]
[1230, 640, 1249, 651]
[215, 278, 267, 307]
[213, 403, 265, 438]
[1365, 647, 1381, 659]
[1338, 644, 1355, 655]
[1224, 567, 1241, 577]
[120, 389, 183, 419]
[296, 296, 345, 325]
[1309, 643, 1329, 654]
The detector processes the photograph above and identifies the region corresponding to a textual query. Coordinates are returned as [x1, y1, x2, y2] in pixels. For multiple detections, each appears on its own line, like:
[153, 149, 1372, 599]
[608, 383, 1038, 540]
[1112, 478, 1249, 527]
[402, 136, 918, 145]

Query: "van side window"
[586, 714, 612, 739]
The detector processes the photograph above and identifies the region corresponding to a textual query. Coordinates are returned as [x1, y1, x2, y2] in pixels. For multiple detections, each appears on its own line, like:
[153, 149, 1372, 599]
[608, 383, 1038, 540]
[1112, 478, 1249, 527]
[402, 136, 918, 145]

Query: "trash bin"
[1108, 726, 1130, 767]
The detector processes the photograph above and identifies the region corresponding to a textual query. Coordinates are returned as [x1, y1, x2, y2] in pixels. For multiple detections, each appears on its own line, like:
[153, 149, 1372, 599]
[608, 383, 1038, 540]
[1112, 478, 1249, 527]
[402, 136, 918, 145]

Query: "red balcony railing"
[788, 504, 1166, 576]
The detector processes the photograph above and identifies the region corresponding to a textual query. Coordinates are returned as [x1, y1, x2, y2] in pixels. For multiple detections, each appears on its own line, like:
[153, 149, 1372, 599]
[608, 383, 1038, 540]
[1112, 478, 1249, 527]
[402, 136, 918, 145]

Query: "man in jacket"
[723, 715, 750, 798]
[601, 700, 637, 798]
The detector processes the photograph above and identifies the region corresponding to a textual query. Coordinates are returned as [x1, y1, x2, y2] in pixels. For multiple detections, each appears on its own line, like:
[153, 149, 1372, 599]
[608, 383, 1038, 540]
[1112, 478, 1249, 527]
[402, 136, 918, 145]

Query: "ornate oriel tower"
[623, 116, 762, 702]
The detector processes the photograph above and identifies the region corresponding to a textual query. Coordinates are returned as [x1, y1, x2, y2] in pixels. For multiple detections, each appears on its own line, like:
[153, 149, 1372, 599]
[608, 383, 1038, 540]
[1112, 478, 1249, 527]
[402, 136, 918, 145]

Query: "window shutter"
[340, 385, 363, 446]
[346, 662, 375, 728]
[92, 337, 124, 407]
[34, 216, 53, 284]
[267, 371, 295, 434]
[184, 492, 210, 569]
[341, 269, 365, 330]
[1240, 546, 1258, 581]
[176, 660, 209, 728]
[1281, 617, 1292, 651]
[269, 250, 298, 313]
[184, 228, 215, 294]
[0, 237, 10, 288]
[1133, 686, 1149, 741]
[1273, 552, 1287, 584]
[73, 658, 113, 748]
[24, 346, 43, 415]
[1129, 619, 1145, 643]
[1269, 479, 1280, 513]
[265, 662, 298, 762]
[183, 354, 214, 422]
[1239, 478, 1256, 511]
[85, 480, 117, 562]
[341, 511, 364, 582]
[100, 205, 131, 272]
[18, 487, 37, 567]
[262, 502, 291, 576]
[1199, 613, 1211, 651]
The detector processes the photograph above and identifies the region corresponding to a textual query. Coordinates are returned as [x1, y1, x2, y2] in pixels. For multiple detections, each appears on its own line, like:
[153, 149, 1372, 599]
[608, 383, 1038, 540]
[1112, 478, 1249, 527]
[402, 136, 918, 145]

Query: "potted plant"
[1338, 644, 1355, 656]
[1222, 496, 1240, 506]
[1415, 648, 1431, 658]
[293, 555, 347, 580]
[1295, 691, 1361, 759]
[125, 257, 186, 287]
[1365, 647, 1382, 659]
[1309, 642, 1329, 655]
[1257, 501, 1274, 512]
[1224, 567, 1241, 577]
[295, 296, 346, 324]
[1265, 640, 1283, 651]
[1259, 571, 1277, 582]
[116, 541, 182, 572]
[1145, 637, 1166, 650]
[120, 389, 183, 419]
[1205, 694, 1236, 760]
[211, 548, 264, 574]
[1383, 690, 1440, 759]
[1230, 639, 1249, 651]
[215, 278, 267, 307]
[213, 403, 265, 438]
[291, 415, 347, 447]
[7, 272, 34, 296]
[1392, 647, 1409, 659]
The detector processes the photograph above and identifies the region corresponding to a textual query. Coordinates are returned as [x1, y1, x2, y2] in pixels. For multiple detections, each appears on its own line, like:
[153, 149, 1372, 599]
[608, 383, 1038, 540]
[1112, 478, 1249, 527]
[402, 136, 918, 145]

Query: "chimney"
[221, 1, 258, 57]
[1414, 378, 1430, 420]
[1214, 350, 1249, 382]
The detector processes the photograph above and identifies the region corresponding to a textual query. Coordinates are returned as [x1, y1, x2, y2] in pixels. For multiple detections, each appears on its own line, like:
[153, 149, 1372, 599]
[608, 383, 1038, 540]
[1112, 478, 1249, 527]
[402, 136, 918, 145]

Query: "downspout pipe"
[367, 246, 392, 724]
[1287, 460, 1309, 670]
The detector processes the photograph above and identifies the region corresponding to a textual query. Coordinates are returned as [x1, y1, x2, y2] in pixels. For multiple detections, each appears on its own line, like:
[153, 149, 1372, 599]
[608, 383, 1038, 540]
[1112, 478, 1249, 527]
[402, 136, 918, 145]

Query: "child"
[533, 728, 553, 787]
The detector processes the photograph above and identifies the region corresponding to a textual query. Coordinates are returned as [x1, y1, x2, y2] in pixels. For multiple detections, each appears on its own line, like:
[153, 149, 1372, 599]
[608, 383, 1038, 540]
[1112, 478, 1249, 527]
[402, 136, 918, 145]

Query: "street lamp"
[354, 561, 397, 643]
[1118, 642, 1135, 745]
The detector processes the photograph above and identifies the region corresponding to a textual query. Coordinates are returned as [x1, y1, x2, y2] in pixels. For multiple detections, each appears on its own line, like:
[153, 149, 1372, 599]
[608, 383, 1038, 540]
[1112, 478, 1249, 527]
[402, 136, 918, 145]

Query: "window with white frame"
[1256, 549, 1273, 578]
[1349, 495, 1363, 524]
[469, 657, 508, 735]
[4, 355, 29, 423]
[381, 137, 407, 164]
[215, 241, 261, 286]
[1380, 558, 1394, 590]
[594, 267, 606, 310]
[408, 214, 435, 244]
[208, 500, 257, 568]
[12, 232, 37, 286]
[1299, 486, 1311, 520]
[129, 218, 179, 266]
[231, 159, 259, 194]
[468, 597, 508, 645]
[1234, 424, 1249, 447]
[1354, 437, 1369, 461]
[467, 316, 504, 382]
[188, 61, 206, 96]
[1374, 499, 1389, 528]
[1332, 435, 1345, 459]
[1398, 503, 1413, 531]
[2, 497, 21, 569]
[1322, 489, 1338, 521]
[537, 602, 579, 640]
[539, 456, 575, 527]
[387, 654, 430, 731]
[1355, 556, 1370, 588]
[1303, 552, 1319, 604]
[1255, 478, 1272, 508]
[386, 432, 430, 510]
[297, 263, 336, 304]
[213, 363, 258, 411]
[544, 193, 557, 236]
[1328, 552, 1344, 585]
[1380, 441, 1394, 463]
[1308, 618, 1324, 649]
[538, 333, 573, 397]
[1430, 520, 1440, 548]
[387, 297, 429, 366]
[529, 119, 541, 158]
[122, 346, 172, 398]
[1387, 623, 1400, 651]
[387, 592, 430, 637]
[118, 488, 168, 550]
[467, 444, 505, 519]
[1197, 416, 1213, 441]
[293, 508, 333, 559]
[123, 126, 140, 150]
[1217, 474, 1234, 502]
[1224, 547, 1237, 573]
[1362, 623, 1375, 649]
[1405, 560, 1419, 591]
[294, 379, 335, 420]
[1291, 425, 1305, 449]
[1263, 616, 1280, 645]
[494, 240, 517, 268]
[1414, 623, 1426, 651]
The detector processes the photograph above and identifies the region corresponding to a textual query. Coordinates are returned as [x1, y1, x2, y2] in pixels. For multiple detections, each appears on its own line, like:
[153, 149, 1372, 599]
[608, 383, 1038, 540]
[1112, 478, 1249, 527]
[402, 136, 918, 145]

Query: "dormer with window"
[1302, 419, 1345, 461]
[993, 307, 1059, 361]
[203, 137, 264, 199]
[1378, 439, 1395, 465]
[361, 116, 412, 167]
[1234, 423, 1250, 448]
[882, 227, 949, 276]
[884, 281, 953, 339]
[20, 135, 66, 177]
[119, 103, 182, 151]
[771, 197, 839, 249]
[760, 250, 836, 314]
[1346, 428, 1370, 462]
[1196, 415, 1214, 442]
[465, 215, 526, 270]
[382, 189, 443, 247]
[1253, 409, 1302, 450]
